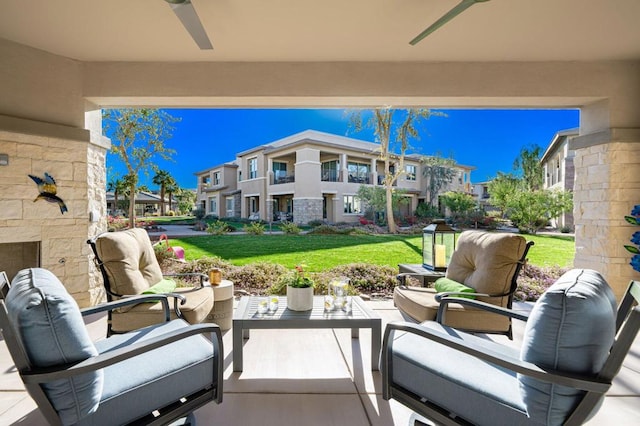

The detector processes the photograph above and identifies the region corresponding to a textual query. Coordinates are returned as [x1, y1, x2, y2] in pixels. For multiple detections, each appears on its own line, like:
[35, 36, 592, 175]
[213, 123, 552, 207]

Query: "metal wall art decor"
[28, 172, 68, 214]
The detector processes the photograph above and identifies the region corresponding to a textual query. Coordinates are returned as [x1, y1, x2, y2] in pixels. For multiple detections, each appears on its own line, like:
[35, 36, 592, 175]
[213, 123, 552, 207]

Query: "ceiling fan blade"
[410, 0, 490, 46]
[166, 0, 213, 50]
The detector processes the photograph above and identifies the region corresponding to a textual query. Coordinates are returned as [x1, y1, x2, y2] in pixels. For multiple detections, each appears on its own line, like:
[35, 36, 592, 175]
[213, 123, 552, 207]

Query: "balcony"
[273, 174, 295, 185]
[348, 175, 370, 184]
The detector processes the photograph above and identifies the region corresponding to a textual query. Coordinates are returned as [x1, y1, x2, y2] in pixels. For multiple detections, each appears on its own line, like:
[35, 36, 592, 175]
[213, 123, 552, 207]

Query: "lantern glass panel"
[423, 230, 434, 268]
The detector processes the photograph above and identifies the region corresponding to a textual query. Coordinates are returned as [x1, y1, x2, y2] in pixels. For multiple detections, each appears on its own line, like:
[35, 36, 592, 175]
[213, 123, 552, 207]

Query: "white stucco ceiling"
[0, 0, 638, 62]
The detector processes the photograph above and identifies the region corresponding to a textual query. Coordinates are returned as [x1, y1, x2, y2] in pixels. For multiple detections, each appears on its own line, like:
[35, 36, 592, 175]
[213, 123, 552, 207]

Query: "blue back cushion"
[519, 269, 616, 424]
[6, 268, 103, 425]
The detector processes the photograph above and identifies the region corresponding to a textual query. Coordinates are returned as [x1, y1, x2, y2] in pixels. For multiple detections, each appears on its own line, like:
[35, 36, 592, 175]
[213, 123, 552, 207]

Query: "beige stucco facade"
[541, 129, 579, 230]
[0, 35, 638, 302]
[199, 130, 454, 224]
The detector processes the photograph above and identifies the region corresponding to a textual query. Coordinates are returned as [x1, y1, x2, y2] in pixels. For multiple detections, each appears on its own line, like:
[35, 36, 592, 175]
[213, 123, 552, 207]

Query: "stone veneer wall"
[293, 198, 323, 224]
[573, 139, 640, 301]
[0, 124, 109, 307]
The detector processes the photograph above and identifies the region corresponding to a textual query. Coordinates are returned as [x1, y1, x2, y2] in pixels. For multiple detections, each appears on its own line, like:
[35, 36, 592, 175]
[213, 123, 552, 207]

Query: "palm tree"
[107, 177, 129, 216]
[164, 177, 179, 214]
[152, 170, 173, 216]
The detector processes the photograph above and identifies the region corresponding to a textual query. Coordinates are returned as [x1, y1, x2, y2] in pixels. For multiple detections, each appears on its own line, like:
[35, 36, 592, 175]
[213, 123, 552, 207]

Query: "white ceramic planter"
[286, 286, 314, 311]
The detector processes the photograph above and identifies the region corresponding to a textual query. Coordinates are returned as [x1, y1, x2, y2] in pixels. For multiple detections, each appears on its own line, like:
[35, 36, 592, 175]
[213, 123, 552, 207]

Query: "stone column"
[571, 128, 640, 301]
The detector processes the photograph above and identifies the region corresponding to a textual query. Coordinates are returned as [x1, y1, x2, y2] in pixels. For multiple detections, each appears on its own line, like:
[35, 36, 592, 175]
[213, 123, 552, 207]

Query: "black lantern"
[423, 219, 456, 271]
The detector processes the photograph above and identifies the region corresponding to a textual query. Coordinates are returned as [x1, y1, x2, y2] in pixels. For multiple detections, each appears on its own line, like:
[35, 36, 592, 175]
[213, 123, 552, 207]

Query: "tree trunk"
[160, 185, 166, 216]
[386, 184, 396, 233]
[128, 183, 136, 228]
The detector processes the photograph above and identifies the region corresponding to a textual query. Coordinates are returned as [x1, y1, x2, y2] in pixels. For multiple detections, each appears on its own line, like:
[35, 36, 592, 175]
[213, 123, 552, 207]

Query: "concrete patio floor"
[1, 299, 639, 425]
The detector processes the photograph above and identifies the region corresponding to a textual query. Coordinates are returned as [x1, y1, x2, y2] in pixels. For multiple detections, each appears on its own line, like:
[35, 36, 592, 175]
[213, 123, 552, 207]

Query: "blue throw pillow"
[6, 268, 103, 425]
[518, 269, 616, 425]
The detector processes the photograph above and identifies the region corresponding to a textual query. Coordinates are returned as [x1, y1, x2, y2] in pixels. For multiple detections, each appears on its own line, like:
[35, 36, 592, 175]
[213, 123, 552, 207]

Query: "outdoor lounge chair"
[394, 230, 533, 339]
[0, 268, 223, 426]
[88, 228, 213, 335]
[382, 269, 640, 426]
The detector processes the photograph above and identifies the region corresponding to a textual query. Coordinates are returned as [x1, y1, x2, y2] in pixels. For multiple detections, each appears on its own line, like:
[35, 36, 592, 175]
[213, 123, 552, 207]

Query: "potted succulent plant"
[283, 264, 315, 311]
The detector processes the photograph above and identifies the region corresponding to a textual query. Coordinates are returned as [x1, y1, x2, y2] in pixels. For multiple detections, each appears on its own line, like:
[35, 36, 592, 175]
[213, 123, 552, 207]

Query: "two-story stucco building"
[195, 130, 473, 224]
[541, 128, 579, 230]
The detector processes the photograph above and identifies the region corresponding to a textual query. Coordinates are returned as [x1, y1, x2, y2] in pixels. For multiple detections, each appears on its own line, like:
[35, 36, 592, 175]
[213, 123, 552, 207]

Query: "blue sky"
[105, 108, 580, 189]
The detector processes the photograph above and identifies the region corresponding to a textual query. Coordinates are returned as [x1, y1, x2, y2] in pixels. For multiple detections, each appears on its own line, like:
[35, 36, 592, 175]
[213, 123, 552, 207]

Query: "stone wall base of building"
[293, 198, 323, 224]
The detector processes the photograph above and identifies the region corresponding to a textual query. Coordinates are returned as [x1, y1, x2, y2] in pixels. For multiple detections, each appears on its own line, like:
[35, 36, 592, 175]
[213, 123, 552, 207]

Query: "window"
[321, 160, 339, 181]
[248, 157, 258, 179]
[226, 197, 235, 217]
[213, 171, 220, 186]
[343, 195, 362, 214]
[272, 161, 287, 177]
[405, 164, 416, 181]
[347, 162, 370, 183]
[249, 197, 258, 214]
[208, 197, 217, 214]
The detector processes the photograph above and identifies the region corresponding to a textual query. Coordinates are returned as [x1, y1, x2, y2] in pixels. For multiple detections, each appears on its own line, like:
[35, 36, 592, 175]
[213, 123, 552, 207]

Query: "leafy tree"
[507, 189, 573, 234]
[514, 144, 544, 191]
[174, 188, 197, 215]
[441, 191, 476, 216]
[356, 185, 408, 225]
[152, 169, 175, 215]
[106, 177, 129, 215]
[103, 109, 179, 227]
[422, 154, 457, 207]
[350, 108, 441, 233]
[488, 172, 521, 217]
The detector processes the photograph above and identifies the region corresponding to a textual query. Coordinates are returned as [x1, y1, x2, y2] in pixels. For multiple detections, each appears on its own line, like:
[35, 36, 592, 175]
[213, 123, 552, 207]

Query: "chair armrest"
[80, 295, 171, 322]
[435, 296, 530, 323]
[382, 321, 610, 393]
[21, 322, 224, 386]
[434, 291, 492, 302]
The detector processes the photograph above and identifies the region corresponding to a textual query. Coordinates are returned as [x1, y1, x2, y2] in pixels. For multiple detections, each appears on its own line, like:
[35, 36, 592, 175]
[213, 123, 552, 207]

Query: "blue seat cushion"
[76, 319, 216, 426]
[519, 269, 616, 425]
[390, 322, 536, 426]
[6, 268, 102, 425]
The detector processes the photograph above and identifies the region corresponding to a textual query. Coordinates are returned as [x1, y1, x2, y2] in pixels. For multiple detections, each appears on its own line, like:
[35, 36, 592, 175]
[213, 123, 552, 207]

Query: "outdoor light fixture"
[0, 154, 8, 166]
[423, 219, 456, 272]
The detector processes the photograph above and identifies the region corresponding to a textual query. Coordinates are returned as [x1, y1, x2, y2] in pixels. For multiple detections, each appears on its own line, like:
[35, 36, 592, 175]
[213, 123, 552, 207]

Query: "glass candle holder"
[257, 298, 269, 315]
[269, 296, 279, 312]
[324, 295, 335, 312]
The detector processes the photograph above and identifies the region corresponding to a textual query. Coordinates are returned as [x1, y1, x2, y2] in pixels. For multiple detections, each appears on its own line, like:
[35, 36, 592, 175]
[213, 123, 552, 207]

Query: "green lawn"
[173, 233, 574, 271]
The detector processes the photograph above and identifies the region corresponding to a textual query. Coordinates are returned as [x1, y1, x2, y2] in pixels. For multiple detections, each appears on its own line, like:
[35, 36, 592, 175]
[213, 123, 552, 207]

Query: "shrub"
[308, 224, 352, 235]
[315, 263, 397, 295]
[153, 242, 177, 268]
[227, 262, 287, 294]
[167, 210, 176, 216]
[279, 221, 301, 234]
[307, 219, 325, 228]
[514, 264, 569, 301]
[207, 220, 232, 235]
[244, 222, 265, 235]
[193, 208, 206, 220]
[415, 203, 440, 219]
[107, 215, 129, 232]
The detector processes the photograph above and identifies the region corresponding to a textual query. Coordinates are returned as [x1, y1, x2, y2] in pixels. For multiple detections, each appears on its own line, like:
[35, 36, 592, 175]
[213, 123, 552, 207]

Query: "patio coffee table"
[233, 296, 382, 372]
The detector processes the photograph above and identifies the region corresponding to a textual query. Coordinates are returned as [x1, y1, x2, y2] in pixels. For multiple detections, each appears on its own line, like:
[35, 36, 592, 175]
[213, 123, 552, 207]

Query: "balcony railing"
[321, 170, 340, 182]
[273, 174, 295, 185]
[348, 175, 370, 184]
